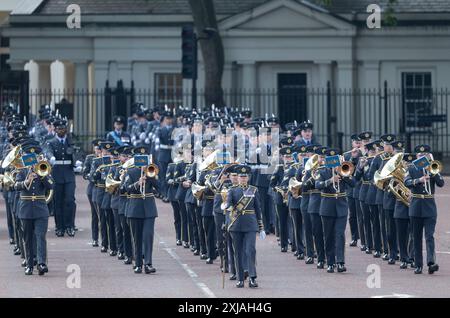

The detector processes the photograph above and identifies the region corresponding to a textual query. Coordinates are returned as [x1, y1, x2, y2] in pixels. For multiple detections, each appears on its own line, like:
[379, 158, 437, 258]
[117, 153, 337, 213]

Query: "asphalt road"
[1, 176, 450, 298]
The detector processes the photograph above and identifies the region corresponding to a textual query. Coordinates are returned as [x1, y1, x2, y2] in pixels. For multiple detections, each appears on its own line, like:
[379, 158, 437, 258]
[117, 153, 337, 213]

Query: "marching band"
[0, 102, 445, 285]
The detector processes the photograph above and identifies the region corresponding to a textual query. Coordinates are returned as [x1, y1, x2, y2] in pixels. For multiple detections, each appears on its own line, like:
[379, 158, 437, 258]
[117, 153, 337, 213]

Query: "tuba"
[199, 149, 220, 171]
[376, 153, 411, 206]
[288, 177, 302, 199]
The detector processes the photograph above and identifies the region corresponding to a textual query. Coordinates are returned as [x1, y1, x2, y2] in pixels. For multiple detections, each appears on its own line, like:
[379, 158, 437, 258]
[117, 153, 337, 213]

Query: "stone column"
[73, 60, 90, 135]
[239, 61, 257, 115]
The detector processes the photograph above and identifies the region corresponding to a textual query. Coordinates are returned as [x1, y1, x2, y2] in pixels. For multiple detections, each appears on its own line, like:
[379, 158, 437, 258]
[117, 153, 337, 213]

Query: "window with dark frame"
[402, 72, 432, 129]
[154, 73, 183, 108]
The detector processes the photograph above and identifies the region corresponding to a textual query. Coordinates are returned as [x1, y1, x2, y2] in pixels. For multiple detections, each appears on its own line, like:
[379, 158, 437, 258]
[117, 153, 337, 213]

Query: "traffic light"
[181, 26, 197, 80]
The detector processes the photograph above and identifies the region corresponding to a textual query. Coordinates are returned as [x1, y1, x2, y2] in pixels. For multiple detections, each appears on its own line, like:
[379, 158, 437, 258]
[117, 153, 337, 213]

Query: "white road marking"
[436, 251, 450, 255]
[372, 293, 415, 298]
[156, 234, 216, 298]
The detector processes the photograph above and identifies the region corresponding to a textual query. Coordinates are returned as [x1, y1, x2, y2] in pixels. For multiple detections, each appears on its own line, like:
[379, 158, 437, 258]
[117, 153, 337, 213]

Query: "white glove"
[139, 132, 146, 141]
[50, 156, 56, 165]
[133, 140, 138, 146]
[144, 138, 150, 144]
[75, 160, 82, 167]
[259, 231, 266, 240]
[73, 166, 82, 173]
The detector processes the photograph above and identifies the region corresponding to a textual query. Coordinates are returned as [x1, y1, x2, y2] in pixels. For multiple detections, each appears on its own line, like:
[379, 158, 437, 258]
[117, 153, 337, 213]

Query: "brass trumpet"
[427, 160, 442, 176]
[144, 164, 159, 178]
[337, 161, 355, 177]
[34, 160, 52, 177]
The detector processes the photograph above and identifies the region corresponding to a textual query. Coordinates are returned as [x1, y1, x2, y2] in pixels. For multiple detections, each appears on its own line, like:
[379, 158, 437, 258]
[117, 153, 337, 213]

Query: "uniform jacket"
[405, 165, 444, 218]
[14, 168, 53, 219]
[315, 167, 355, 217]
[46, 135, 76, 183]
[123, 167, 158, 218]
[225, 185, 262, 232]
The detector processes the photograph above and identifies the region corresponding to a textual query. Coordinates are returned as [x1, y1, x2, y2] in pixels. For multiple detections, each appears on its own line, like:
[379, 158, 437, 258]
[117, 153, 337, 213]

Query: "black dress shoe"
[327, 265, 335, 273]
[13, 247, 21, 255]
[55, 230, 64, 237]
[183, 242, 190, 249]
[92, 241, 99, 247]
[193, 250, 200, 256]
[249, 278, 258, 288]
[388, 258, 396, 265]
[373, 251, 381, 258]
[109, 250, 117, 257]
[382, 253, 389, 261]
[190, 246, 196, 252]
[117, 253, 125, 260]
[124, 257, 132, 265]
[134, 266, 142, 274]
[399, 262, 408, 269]
[176, 240, 182, 246]
[144, 264, 156, 274]
[21, 259, 27, 267]
[349, 240, 358, 247]
[280, 247, 287, 253]
[305, 257, 314, 264]
[25, 267, 33, 275]
[414, 266, 423, 274]
[297, 253, 305, 260]
[206, 258, 214, 264]
[365, 248, 372, 254]
[360, 245, 366, 251]
[9, 238, 15, 245]
[37, 264, 48, 276]
[66, 228, 75, 237]
[100, 246, 108, 253]
[428, 263, 439, 274]
[337, 263, 347, 273]
[317, 261, 325, 269]
[236, 281, 244, 288]
[229, 274, 237, 280]
[200, 254, 207, 260]
[293, 251, 299, 257]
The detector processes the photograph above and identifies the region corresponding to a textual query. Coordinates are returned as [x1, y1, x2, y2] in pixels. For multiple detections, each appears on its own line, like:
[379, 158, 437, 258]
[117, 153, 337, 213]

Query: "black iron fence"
[0, 83, 449, 158]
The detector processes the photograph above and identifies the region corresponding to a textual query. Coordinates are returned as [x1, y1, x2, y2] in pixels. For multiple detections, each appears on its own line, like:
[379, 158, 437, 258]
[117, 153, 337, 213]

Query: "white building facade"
[3, 0, 450, 152]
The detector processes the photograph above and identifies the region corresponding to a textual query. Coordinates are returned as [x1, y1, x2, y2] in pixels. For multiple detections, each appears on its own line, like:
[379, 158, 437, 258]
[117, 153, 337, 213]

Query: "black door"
[0, 70, 29, 121]
[278, 73, 307, 128]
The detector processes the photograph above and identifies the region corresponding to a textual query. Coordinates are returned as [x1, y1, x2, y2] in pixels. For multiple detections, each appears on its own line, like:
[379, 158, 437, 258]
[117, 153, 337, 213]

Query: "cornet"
[34, 160, 52, 177]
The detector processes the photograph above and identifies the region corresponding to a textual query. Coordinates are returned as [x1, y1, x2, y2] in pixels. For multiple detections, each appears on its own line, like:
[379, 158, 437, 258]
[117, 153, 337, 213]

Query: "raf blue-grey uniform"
[101, 165, 117, 253]
[14, 168, 54, 268]
[344, 151, 360, 243]
[174, 160, 190, 245]
[405, 163, 444, 269]
[226, 184, 263, 282]
[287, 162, 305, 257]
[270, 164, 290, 251]
[124, 167, 159, 269]
[45, 135, 76, 233]
[315, 168, 355, 267]
[166, 162, 181, 242]
[83, 154, 98, 243]
[90, 157, 108, 248]
[156, 125, 174, 198]
[366, 155, 383, 253]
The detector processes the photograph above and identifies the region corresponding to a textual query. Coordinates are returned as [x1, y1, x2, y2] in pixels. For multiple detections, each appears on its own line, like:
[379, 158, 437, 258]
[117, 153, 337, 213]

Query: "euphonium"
[288, 177, 302, 199]
[388, 178, 411, 207]
[105, 173, 121, 194]
[34, 160, 52, 177]
[192, 182, 206, 200]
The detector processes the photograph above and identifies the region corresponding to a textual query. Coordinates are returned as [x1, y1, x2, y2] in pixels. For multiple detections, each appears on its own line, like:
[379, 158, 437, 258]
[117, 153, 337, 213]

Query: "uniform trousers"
[310, 213, 325, 262]
[230, 231, 256, 281]
[348, 197, 359, 241]
[54, 181, 75, 231]
[129, 217, 155, 267]
[22, 217, 48, 267]
[275, 204, 289, 249]
[88, 194, 99, 241]
[411, 216, 436, 268]
[321, 216, 347, 265]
